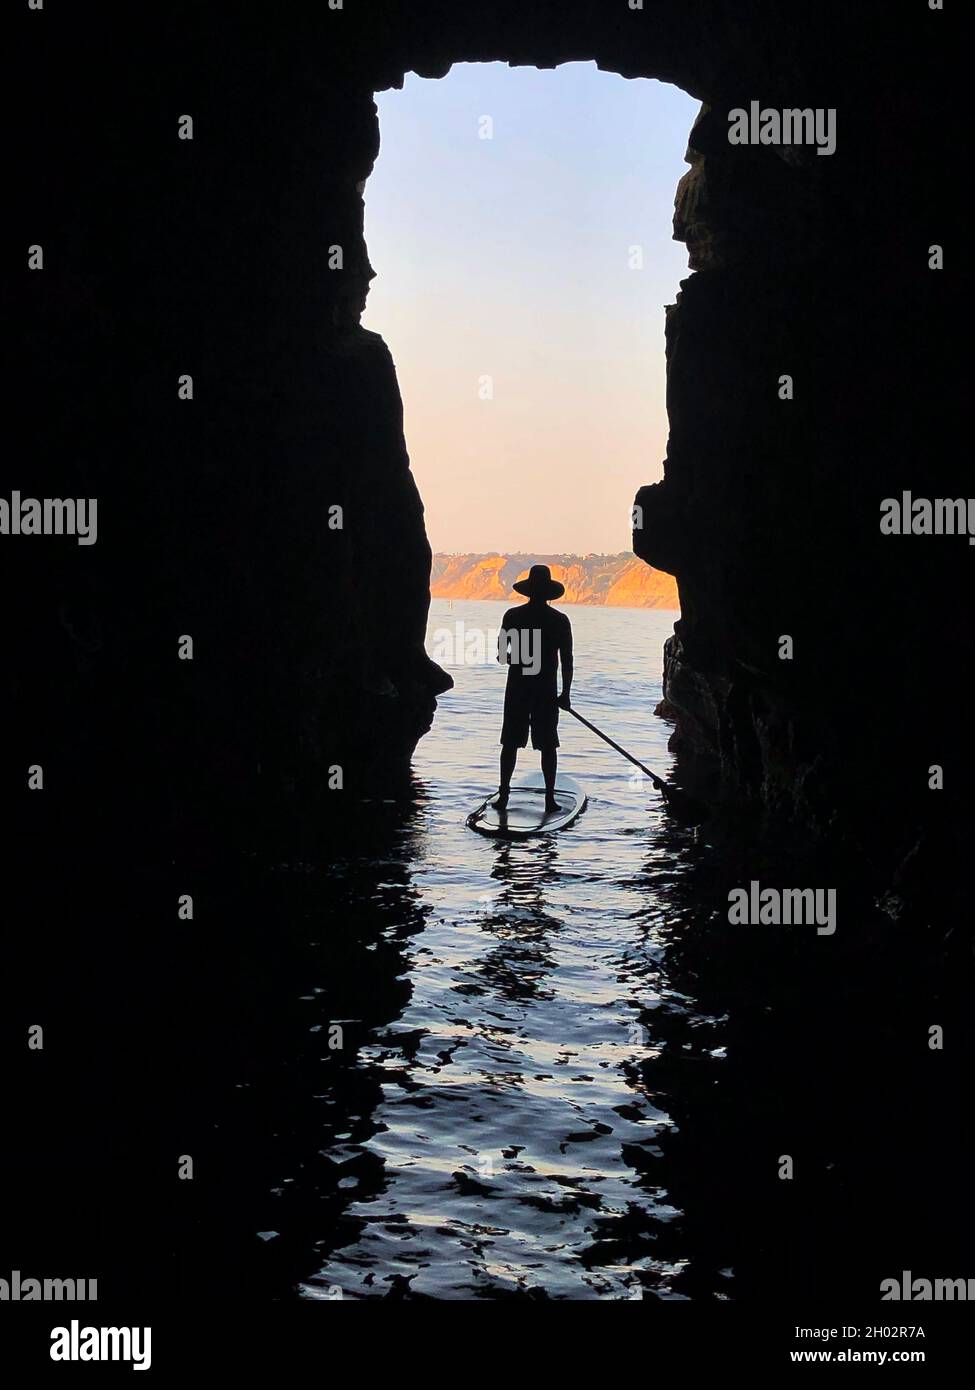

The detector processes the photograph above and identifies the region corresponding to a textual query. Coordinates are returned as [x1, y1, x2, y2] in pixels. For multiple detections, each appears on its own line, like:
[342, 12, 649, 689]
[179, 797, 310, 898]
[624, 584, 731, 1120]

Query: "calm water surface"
[292, 600, 727, 1299]
[183, 600, 968, 1303]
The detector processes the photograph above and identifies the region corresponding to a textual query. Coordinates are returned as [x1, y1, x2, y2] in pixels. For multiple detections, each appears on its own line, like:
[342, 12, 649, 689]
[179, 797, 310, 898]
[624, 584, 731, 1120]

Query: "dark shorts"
[500, 680, 560, 750]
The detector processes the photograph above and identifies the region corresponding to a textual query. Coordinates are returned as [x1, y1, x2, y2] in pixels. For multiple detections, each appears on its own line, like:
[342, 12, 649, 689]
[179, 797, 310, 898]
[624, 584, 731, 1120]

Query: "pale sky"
[364, 63, 698, 554]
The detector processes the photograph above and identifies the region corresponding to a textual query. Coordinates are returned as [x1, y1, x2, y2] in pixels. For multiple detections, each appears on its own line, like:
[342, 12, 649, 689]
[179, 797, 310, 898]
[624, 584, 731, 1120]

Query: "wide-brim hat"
[513, 564, 565, 600]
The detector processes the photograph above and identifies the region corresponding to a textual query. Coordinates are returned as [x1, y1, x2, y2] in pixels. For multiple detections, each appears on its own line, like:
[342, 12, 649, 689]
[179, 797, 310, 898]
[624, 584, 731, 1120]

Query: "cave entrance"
[364, 61, 698, 585]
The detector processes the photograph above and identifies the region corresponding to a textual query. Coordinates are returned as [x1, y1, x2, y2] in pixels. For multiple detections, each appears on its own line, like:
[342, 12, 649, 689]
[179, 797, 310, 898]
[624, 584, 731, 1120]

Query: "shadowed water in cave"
[165, 606, 973, 1301]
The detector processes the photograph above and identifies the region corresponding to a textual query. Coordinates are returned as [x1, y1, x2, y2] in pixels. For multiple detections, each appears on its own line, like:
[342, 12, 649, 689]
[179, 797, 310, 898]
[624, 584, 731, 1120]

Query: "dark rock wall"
[629, 11, 967, 913]
[8, 2, 965, 881]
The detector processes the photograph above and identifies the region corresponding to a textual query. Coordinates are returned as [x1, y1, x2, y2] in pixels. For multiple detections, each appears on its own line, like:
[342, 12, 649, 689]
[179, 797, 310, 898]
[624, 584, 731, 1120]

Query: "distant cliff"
[430, 553, 680, 610]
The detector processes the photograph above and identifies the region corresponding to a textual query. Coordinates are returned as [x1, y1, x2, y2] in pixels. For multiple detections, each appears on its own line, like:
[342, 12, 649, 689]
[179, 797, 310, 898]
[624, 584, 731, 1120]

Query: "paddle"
[567, 706, 710, 826]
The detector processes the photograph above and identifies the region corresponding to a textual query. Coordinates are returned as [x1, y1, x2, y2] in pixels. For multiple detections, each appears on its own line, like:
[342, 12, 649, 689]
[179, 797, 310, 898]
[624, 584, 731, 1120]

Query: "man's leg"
[541, 748, 558, 812]
[497, 743, 518, 808]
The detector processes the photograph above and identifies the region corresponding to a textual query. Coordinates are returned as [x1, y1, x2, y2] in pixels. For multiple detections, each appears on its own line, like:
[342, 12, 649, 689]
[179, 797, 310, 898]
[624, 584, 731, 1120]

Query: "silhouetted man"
[496, 564, 573, 814]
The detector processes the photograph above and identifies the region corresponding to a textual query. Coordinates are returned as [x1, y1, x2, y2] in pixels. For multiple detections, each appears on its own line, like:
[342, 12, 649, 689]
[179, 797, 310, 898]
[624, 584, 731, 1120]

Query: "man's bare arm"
[559, 621, 573, 707]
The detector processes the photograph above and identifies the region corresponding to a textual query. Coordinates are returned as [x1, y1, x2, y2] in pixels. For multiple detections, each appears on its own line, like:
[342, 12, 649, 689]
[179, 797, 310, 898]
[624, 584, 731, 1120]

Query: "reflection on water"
[295, 827, 714, 1300]
[176, 602, 973, 1301]
[284, 605, 713, 1298]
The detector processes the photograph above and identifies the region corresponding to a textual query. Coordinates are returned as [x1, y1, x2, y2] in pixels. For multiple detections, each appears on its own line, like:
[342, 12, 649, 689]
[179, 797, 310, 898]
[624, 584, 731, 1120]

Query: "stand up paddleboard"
[467, 770, 587, 838]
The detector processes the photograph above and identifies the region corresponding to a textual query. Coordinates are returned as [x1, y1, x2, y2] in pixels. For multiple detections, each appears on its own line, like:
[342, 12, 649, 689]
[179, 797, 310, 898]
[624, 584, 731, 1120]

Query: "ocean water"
[184, 598, 968, 1303]
[294, 599, 727, 1299]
